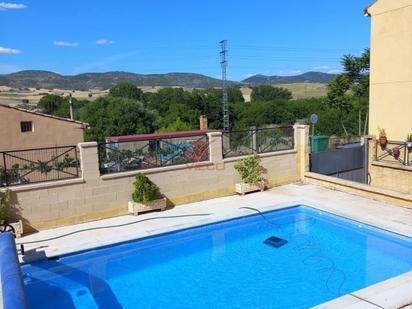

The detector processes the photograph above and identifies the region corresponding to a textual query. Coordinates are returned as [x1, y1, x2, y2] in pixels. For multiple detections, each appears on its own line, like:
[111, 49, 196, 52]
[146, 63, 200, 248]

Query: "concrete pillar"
[207, 131, 223, 164]
[78, 142, 100, 181]
[293, 124, 310, 180]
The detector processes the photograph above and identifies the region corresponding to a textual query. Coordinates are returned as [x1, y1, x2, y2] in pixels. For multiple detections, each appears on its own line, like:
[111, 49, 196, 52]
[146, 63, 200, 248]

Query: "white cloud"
[0, 46, 21, 54]
[0, 2, 27, 10]
[96, 39, 114, 45]
[53, 40, 79, 47]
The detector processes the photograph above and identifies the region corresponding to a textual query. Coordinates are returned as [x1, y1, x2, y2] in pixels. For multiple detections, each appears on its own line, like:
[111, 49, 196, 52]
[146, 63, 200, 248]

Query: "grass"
[240, 83, 327, 102]
[275, 83, 327, 99]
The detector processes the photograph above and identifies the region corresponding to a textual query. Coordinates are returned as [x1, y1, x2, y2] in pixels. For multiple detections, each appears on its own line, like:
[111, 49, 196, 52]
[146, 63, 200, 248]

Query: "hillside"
[0, 70, 235, 90]
[242, 72, 337, 86]
[0, 70, 337, 90]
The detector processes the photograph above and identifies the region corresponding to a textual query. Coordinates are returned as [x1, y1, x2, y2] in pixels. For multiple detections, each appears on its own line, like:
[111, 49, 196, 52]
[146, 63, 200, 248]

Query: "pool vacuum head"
[264, 236, 288, 248]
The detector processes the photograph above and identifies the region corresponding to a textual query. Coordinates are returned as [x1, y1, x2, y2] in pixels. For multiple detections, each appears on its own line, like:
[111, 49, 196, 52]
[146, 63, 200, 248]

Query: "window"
[20, 121, 33, 133]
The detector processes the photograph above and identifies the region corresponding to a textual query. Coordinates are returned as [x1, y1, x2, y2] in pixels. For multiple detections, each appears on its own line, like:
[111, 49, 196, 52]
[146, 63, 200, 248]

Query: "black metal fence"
[0, 145, 80, 187]
[98, 134, 210, 175]
[222, 127, 294, 158]
[375, 140, 411, 166]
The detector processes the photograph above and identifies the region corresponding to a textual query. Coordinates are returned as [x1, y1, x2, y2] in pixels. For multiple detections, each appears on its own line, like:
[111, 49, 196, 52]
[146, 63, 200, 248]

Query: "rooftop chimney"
[199, 115, 208, 130]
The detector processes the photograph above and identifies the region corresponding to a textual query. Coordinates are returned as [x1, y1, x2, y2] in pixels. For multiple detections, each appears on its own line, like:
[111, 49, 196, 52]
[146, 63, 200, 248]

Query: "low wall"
[305, 172, 412, 209]
[367, 137, 412, 194]
[3, 126, 309, 231]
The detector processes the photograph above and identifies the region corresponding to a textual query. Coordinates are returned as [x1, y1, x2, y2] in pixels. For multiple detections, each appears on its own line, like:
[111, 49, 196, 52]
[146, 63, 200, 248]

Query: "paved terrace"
[18, 182, 412, 308]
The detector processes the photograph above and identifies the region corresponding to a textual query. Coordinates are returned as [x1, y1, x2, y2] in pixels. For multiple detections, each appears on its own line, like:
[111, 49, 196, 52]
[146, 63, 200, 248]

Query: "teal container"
[311, 136, 329, 153]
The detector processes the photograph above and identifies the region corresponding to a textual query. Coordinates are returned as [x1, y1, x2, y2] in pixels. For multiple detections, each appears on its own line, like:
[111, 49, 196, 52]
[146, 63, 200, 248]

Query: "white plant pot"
[235, 182, 265, 195]
[10, 220, 23, 238]
[128, 198, 167, 216]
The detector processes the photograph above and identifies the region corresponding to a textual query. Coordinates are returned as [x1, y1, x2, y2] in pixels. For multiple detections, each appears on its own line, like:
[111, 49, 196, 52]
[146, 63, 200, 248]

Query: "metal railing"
[222, 127, 294, 158]
[0, 145, 80, 187]
[98, 134, 210, 175]
[375, 140, 411, 166]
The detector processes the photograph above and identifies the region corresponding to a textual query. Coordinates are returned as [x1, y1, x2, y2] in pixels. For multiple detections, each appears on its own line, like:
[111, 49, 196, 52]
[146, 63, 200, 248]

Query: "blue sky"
[0, 0, 372, 81]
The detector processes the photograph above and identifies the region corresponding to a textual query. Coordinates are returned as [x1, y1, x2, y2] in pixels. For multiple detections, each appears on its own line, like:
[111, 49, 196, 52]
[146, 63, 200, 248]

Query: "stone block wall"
[3, 126, 309, 232]
[368, 136, 412, 194]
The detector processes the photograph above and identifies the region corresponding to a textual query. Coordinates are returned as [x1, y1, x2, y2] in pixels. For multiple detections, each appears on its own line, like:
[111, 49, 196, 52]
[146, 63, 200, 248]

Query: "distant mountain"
[0, 70, 236, 90]
[0, 70, 338, 90]
[241, 72, 337, 86]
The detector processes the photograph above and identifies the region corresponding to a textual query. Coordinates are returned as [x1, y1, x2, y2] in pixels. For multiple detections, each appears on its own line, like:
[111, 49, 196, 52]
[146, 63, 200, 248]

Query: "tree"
[326, 48, 370, 136]
[157, 117, 193, 133]
[109, 83, 144, 101]
[251, 86, 293, 102]
[52, 98, 87, 119]
[37, 94, 65, 114]
[37, 94, 87, 119]
[157, 103, 198, 130]
[145, 87, 191, 115]
[79, 96, 157, 142]
[142, 86, 245, 131]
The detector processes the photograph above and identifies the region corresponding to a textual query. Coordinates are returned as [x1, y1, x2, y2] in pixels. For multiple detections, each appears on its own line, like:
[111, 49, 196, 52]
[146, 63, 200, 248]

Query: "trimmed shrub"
[132, 173, 158, 203]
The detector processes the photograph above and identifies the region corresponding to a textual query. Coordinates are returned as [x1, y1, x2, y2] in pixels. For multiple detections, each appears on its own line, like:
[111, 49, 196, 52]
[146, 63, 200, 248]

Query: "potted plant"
[0, 189, 23, 238]
[407, 134, 412, 150]
[378, 127, 387, 147]
[128, 173, 167, 216]
[234, 155, 266, 195]
[392, 146, 401, 159]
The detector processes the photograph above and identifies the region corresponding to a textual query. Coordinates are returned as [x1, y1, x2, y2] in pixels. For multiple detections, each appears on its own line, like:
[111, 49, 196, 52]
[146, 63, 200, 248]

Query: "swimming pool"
[22, 205, 412, 308]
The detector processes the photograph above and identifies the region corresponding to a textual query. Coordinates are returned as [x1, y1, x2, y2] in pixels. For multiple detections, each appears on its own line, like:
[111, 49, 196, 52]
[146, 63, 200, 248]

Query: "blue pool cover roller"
[0, 232, 28, 309]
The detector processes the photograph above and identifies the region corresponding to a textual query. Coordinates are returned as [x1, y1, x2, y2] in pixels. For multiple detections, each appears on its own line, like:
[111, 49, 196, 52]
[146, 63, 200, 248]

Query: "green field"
[240, 83, 328, 102]
[275, 83, 327, 99]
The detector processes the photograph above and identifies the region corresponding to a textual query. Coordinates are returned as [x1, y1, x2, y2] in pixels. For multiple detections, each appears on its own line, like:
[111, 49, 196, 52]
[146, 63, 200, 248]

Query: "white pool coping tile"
[17, 182, 412, 308]
[312, 294, 381, 309]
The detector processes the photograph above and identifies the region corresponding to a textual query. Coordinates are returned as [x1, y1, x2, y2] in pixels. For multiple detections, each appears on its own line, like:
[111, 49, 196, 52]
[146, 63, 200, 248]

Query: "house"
[0, 104, 88, 151]
[366, 0, 412, 141]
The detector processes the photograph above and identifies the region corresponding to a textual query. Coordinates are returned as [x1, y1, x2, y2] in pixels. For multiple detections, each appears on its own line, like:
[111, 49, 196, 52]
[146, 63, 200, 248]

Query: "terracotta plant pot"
[379, 135, 387, 147]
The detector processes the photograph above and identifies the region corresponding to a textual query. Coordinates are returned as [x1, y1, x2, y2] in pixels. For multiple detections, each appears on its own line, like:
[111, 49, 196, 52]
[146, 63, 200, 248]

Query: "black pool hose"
[17, 213, 212, 245]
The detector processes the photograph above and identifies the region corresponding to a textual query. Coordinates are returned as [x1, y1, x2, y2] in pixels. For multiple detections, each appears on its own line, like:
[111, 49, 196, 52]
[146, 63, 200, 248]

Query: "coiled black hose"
[239, 206, 347, 296]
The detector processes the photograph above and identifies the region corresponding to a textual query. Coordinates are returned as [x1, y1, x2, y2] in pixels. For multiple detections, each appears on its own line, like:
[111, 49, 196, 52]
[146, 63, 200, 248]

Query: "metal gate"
[310, 140, 368, 184]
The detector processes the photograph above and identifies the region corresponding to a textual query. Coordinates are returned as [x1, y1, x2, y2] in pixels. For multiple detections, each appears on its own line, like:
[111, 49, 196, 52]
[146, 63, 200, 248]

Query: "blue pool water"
[22, 205, 412, 308]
